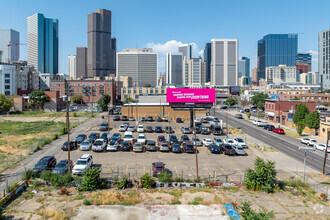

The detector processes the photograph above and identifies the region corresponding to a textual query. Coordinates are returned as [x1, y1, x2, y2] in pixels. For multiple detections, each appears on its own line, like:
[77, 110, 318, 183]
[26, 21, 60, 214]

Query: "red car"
[157, 135, 166, 146]
[273, 128, 285, 134]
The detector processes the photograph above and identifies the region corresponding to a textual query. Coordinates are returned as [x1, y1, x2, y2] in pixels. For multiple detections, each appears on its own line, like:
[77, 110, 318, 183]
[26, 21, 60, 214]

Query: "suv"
[61, 141, 77, 151]
[221, 144, 235, 155]
[183, 142, 195, 153]
[123, 131, 133, 142]
[169, 135, 178, 145]
[180, 135, 190, 143]
[33, 156, 57, 173]
[137, 125, 144, 133]
[92, 139, 107, 152]
[152, 162, 165, 177]
[72, 154, 93, 175]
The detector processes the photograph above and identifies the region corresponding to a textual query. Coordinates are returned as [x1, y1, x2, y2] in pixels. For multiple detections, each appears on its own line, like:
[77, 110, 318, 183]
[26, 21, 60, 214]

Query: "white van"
[123, 131, 133, 142]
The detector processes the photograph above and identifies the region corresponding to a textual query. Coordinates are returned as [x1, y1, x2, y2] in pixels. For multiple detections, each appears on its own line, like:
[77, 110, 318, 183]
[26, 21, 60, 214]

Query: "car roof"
[80, 154, 92, 159]
[154, 162, 164, 167]
[41, 156, 53, 161]
[58, 160, 68, 163]
[147, 140, 155, 144]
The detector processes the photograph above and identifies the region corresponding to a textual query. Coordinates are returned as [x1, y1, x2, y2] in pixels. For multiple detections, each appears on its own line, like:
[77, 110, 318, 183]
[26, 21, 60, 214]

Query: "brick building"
[277, 93, 330, 106]
[50, 79, 116, 104]
[265, 100, 316, 126]
[296, 64, 309, 74]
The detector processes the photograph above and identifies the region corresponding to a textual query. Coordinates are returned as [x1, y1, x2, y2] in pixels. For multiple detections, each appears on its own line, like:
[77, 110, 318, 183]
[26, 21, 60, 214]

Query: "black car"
[209, 144, 221, 154]
[220, 106, 228, 109]
[61, 141, 77, 151]
[113, 116, 120, 121]
[52, 160, 73, 174]
[122, 116, 128, 121]
[100, 133, 111, 143]
[172, 144, 182, 153]
[99, 122, 108, 131]
[89, 133, 100, 143]
[265, 125, 275, 131]
[235, 114, 243, 119]
[213, 118, 220, 123]
[221, 144, 235, 155]
[146, 126, 153, 133]
[201, 126, 210, 135]
[210, 124, 222, 135]
[195, 122, 202, 127]
[180, 135, 190, 143]
[183, 142, 195, 153]
[202, 118, 208, 123]
[165, 126, 174, 134]
[147, 116, 154, 121]
[169, 135, 178, 145]
[121, 141, 132, 151]
[111, 133, 121, 143]
[33, 156, 57, 173]
[176, 118, 183, 123]
[155, 126, 163, 133]
[244, 108, 250, 113]
[156, 116, 162, 122]
[194, 125, 202, 134]
[75, 134, 87, 144]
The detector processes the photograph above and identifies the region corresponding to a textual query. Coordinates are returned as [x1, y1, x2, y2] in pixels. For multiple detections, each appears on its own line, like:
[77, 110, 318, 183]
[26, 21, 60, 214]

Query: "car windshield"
[90, 134, 97, 138]
[156, 167, 163, 171]
[110, 141, 116, 145]
[228, 140, 234, 143]
[159, 137, 165, 141]
[211, 146, 218, 149]
[215, 138, 222, 142]
[94, 141, 103, 145]
[56, 163, 66, 168]
[148, 143, 155, 146]
[129, 126, 134, 128]
[237, 147, 244, 151]
[124, 135, 133, 138]
[37, 161, 48, 166]
[184, 127, 189, 130]
[138, 136, 145, 139]
[77, 135, 84, 138]
[76, 160, 86, 165]
[135, 143, 142, 147]
[82, 141, 89, 145]
[120, 125, 125, 128]
[101, 123, 107, 126]
[237, 138, 244, 142]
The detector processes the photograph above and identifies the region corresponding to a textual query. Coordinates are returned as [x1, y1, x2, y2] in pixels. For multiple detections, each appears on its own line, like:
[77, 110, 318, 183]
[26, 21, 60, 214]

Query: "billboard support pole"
[194, 109, 199, 180]
[190, 109, 194, 128]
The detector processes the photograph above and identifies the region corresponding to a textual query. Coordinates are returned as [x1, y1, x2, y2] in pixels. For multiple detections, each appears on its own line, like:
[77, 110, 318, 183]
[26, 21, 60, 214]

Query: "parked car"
[155, 126, 163, 133]
[195, 122, 202, 127]
[252, 120, 260, 125]
[209, 144, 221, 154]
[146, 126, 153, 133]
[123, 123, 130, 129]
[92, 139, 107, 152]
[171, 144, 182, 153]
[152, 162, 165, 177]
[314, 144, 330, 152]
[194, 125, 202, 134]
[180, 135, 190, 143]
[72, 154, 93, 175]
[169, 135, 178, 145]
[162, 117, 168, 122]
[264, 125, 275, 131]
[133, 143, 143, 152]
[111, 133, 121, 142]
[232, 145, 246, 155]
[88, 133, 100, 143]
[137, 124, 144, 133]
[223, 137, 235, 146]
[181, 126, 191, 134]
[129, 117, 135, 121]
[220, 106, 228, 109]
[192, 137, 202, 146]
[122, 116, 128, 121]
[52, 160, 73, 174]
[156, 116, 162, 122]
[300, 138, 311, 144]
[123, 131, 133, 142]
[307, 139, 317, 146]
[201, 126, 210, 135]
[213, 118, 220, 123]
[221, 144, 235, 155]
[256, 121, 265, 127]
[233, 137, 247, 148]
[146, 140, 156, 151]
[165, 126, 174, 134]
[202, 138, 213, 147]
[159, 142, 170, 152]
[113, 116, 120, 121]
[127, 125, 135, 132]
[209, 124, 222, 135]
[80, 140, 92, 151]
[140, 116, 146, 121]
[273, 128, 285, 134]
[157, 135, 166, 145]
[176, 118, 183, 123]
[147, 116, 154, 121]
[75, 134, 87, 144]
[107, 140, 119, 151]
[235, 114, 243, 119]
[244, 108, 250, 113]
[202, 118, 208, 123]
[120, 141, 132, 151]
[239, 109, 245, 113]
[99, 122, 108, 131]
[100, 133, 111, 143]
[119, 125, 127, 132]
[137, 134, 146, 144]
[183, 142, 195, 153]
[33, 156, 56, 173]
[213, 137, 223, 147]
[61, 141, 77, 151]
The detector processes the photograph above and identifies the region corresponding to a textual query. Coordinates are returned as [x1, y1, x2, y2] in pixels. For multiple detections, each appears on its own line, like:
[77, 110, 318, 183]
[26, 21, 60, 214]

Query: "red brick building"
[296, 64, 309, 74]
[265, 100, 317, 126]
[278, 93, 330, 106]
[50, 79, 116, 104]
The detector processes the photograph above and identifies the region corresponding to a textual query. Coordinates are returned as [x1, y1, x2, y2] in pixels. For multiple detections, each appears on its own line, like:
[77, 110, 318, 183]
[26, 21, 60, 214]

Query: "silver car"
[80, 140, 92, 151]
[159, 142, 170, 152]
[107, 140, 119, 151]
[127, 125, 135, 132]
[213, 138, 223, 147]
[119, 125, 126, 132]
[133, 143, 143, 152]
[232, 145, 246, 155]
[192, 137, 202, 146]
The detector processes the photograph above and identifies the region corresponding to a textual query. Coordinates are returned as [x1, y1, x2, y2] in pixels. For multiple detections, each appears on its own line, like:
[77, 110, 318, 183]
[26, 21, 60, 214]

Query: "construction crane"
[7, 41, 27, 63]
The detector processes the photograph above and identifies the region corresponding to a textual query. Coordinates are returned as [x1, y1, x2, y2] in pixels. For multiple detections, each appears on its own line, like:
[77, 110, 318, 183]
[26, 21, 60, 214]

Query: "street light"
[299, 147, 315, 182]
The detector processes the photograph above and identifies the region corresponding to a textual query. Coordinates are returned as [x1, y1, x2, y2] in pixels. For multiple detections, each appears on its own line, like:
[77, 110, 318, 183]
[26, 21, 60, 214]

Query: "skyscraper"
[238, 57, 250, 78]
[0, 29, 20, 62]
[87, 9, 115, 78]
[183, 58, 205, 87]
[68, 55, 76, 79]
[296, 52, 311, 71]
[204, 43, 211, 82]
[257, 34, 298, 82]
[179, 44, 192, 60]
[319, 28, 330, 90]
[210, 39, 238, 86]
[27, 13, 58, 74]
[76, 47, 87, 79]
[166, 52, 183, 86]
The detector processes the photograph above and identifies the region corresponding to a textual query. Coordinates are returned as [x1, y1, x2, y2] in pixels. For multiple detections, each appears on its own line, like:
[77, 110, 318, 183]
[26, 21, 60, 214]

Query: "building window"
[5, 80, 10, 83]
[78, 84, 80, 86]
[5, 85, 10, 89]
[5, 74, 10, 78]
[5, 91, 10, 95]
[78, 89, 80, 91]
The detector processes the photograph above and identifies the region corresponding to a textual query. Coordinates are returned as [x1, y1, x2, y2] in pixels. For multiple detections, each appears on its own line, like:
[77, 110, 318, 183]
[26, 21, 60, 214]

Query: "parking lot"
[55, 114, 258, 182]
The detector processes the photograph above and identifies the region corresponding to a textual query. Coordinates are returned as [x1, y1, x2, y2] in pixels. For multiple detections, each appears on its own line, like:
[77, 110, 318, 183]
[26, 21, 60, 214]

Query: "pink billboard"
[167, 88, 215, 103]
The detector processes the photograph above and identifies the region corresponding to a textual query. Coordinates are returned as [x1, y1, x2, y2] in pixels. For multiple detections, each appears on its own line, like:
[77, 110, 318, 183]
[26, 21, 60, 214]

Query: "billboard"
[229, 86, 240, 95]
[167, 88, 215, 103]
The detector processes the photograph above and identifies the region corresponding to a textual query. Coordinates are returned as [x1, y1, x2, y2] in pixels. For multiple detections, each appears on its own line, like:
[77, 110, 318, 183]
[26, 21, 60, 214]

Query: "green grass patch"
[167, 188, 184, 198]
[171, 198, 182, 205]
[192, 197, 203, 205]
[222, 186, 240, 193]
[6, 111, 90, 118]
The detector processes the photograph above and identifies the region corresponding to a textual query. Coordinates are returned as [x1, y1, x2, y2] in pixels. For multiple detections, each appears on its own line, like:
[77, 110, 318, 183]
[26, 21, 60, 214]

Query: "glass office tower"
[257, 34, 297, 82]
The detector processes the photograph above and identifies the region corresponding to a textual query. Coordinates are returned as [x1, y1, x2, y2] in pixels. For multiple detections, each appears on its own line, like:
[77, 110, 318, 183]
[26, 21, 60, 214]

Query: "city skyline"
[0, 0, 329, 74]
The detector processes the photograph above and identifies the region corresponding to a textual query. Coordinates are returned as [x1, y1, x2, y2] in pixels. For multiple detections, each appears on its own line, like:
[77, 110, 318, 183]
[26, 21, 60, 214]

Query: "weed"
[37, 209, 69, 220]
[83, 199, 91, 206]
[171, 198, 182, 205]
[192, 197, 203, 205]
[156, 197, 162, 199]
[74, 194, 85, 200]
[222, 186, 239, 193]
[168, 188, 184, 198]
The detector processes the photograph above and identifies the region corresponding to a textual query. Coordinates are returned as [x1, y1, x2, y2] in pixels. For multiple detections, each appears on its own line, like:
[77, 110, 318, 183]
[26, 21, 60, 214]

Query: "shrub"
[240, 201, 274, 220]
[73, 112, 77, 117]
[30, 180, 43, 189]
[171, 198, 182, 205]
[158, 172, 172, 183]
[173, 176, 185, 182]
[80, 167, 101, 191]
[192, 197, 203, 205]
[140, 173, 154, 189]
[247, 112, 251, 119]
[83, 199, 91, 206]
[117, 176, 130, 189]
[40, 170, 53, 181]
[9, 182, 19, 192]
[21, 169, 39, 180]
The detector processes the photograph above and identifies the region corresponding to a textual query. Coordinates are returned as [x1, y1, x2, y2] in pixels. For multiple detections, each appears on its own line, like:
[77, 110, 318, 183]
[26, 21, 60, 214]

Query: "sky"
[0, 0, 329, 76]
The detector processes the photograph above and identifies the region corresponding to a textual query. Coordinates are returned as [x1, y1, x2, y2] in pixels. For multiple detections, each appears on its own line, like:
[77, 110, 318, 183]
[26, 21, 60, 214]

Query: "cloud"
[198, 49, 204, 57]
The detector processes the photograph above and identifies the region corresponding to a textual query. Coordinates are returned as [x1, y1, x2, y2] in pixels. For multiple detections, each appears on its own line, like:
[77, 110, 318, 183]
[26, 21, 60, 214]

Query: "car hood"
[52, 168, 66, 173]
[73, 165, 87, 170]
[33, 166, 47, 171]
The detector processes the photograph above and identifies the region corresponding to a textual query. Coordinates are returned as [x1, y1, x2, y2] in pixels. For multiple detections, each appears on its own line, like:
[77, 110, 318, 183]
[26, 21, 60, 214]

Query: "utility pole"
[90, 86, 93, 118]
[278, 96, 281, 128]
[108, 104, 110, 144]
[194, 110, 199, 179]
[322, 129, 330, 175]
[65, 79, 71, 173]
[226, 111, 228, 137]
[299, 147, 315, 182]
[168, 114, 171, 141]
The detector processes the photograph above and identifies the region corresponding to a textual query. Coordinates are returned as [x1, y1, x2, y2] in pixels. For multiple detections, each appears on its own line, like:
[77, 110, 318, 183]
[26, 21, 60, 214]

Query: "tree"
[293, 103, 310, 135]
[306, 110, 320, 135]
[290, 97, 300, 100]
[28, 90, 50, 110]
[251, 93, 269, 109]
[323, 89, 330, 93]
[0, 94, 14, 111]
[97, 94, 111, 111]
[72, 94, 83, 104]
[125, 97, 135, 104]
[144, 84, 152, 88]
[224, 97, 238, 106]
[80, 167, 101, 191]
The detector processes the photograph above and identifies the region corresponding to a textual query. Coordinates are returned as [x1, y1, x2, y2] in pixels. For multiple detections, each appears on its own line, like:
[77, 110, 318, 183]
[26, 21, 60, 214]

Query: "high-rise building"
[238, 57, 250, 78]
[87, 9, 115, 78]
[238, 76, 249, 86]
[210, 39, 238, 86]
[296, 64, 309, 74]
[0, 65, 17, 96]
[204, 43, 211, 83]
[68, 55, 76, 79]
[0, 50, 2, 63]
[265, 65, 297, 84]
[319, 28, 330, 90]
[179, 44, 192, 60]
[252, 67, 258, 82]
[76, 47, 87, 79]
[300, 72, 319, 85]
[0, 29, 20, 62]
[166, 53, 183, 86]
[116, 51, 158, 87]
[183, 58, 205, 87]
[296, 52, 311, 71]
[27, 13, 58, 74]
[257, 34, 298, 82]
[122, 48, 152, 52]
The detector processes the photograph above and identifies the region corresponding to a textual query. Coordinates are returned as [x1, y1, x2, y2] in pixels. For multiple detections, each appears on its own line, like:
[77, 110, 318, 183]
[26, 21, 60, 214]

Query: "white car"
[256, 121, 265, 127]
[92, 139, 107, 152]
[300, 138, 311, 144]
[137, 134, 146, 144]
[107, 140, 119, 151]
[232, 145, 246, 155]
[213, 138, 223, 147]
[80, 140, 92, 151]
[119, 125, 126, 132]
[192, 137, 202, 146]
[314, 144, 330, 152]
[252, 120, 260, 125]
[224, 137, 235, 146]
[72, 154, 93, 175]
[233, 137, 247, 148]
[127, 125, 135, 132]
[162, 117, 168, 122]
[194, 118, 201, 123]
[202, 138, 213, 147]
[123, 131, 133, 142]
[137, 125, 144, 133]
[307, 139, 317, 146]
